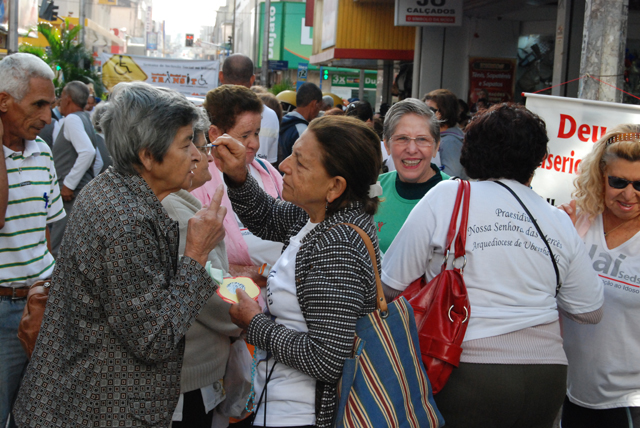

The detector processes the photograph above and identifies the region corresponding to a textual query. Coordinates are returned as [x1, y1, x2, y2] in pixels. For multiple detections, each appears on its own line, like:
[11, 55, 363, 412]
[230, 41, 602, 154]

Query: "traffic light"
[227, 35, 233, 50]
[38, 0, 59, 21]
[323, 68, 329, 80]
[185, 34, 194, 47]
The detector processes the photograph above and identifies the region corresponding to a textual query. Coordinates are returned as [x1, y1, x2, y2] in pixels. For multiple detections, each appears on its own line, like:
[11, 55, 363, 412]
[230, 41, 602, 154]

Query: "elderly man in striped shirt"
[0, 53, 65, 428]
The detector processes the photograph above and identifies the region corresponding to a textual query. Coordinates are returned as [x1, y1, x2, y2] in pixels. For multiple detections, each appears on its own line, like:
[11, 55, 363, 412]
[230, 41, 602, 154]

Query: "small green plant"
[269, 79, 295, 96]
[20, 21, 104, 98]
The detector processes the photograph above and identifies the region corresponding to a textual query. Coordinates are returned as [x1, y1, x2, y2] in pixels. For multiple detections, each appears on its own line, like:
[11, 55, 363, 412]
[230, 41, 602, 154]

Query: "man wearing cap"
[218, 53, 280, 166]
[0, 53, 65, 428]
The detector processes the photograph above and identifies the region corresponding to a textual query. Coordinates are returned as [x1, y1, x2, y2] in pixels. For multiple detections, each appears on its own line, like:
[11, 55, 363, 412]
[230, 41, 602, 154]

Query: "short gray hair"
[193, 108, 210, 136]
[383, 98, 440, 144]
[100, 82, 199, 176]
[91, 101, 109, 133]
[63, 81, 90, 109]
[0, 53, 54, 101]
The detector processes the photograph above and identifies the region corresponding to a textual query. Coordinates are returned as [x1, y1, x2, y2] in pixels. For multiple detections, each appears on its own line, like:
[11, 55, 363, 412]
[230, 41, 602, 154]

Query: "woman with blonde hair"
[560, 124, 640, 428]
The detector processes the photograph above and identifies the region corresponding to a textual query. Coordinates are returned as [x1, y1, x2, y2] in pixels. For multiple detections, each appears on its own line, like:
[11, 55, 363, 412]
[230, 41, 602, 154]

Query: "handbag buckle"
[444, 250, 467, 272]
[448, 305, 469, 323]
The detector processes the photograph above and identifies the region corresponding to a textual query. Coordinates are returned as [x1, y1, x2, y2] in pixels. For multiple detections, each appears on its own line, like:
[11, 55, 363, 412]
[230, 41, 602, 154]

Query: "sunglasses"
[608, 176, 640, 192]
[429, 106, 440, 114]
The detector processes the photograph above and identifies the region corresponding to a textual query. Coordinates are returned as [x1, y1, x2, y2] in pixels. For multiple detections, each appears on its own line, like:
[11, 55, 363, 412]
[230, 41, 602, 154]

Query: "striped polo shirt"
[1, 138, 65, 286]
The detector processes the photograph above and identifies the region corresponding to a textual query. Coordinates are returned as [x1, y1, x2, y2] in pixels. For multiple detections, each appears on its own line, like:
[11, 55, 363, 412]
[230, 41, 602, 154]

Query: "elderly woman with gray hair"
[161, 109, 242, 428]
[373, 98, 449, 254]
[14, 82, 227, 428]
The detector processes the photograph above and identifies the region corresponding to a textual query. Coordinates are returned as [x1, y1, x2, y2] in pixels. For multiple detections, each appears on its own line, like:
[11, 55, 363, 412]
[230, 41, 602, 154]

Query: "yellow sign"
[98, 0, 117, 5]
[102, 55, 148, 91]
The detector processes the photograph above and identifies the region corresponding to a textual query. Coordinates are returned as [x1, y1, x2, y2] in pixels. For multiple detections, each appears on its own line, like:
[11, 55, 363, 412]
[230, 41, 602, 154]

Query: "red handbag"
[398, 179, 471, 394]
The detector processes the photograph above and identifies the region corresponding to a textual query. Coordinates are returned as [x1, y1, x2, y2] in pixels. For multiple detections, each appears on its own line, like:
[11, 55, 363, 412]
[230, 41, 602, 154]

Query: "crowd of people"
[0, 51, 638, 428]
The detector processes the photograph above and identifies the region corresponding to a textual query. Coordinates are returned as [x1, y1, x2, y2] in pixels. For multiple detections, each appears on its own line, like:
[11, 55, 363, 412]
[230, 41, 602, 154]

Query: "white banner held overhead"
[100, 54, 219, 97]
[394, 0, 462, 26]
[525, 93, 640, 206]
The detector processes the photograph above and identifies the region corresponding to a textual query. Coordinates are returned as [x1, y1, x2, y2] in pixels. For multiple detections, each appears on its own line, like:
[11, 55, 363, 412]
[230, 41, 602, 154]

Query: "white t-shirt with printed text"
[382, 179, 603, 342]
[563, 214, 640, 409]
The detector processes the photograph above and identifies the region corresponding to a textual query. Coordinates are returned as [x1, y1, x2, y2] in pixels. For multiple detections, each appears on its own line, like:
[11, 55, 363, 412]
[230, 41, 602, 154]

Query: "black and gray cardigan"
[227, 173, 379, 428]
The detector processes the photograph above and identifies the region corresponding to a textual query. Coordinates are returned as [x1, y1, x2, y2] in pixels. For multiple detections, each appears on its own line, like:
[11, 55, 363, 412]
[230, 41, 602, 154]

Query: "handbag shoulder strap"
[339, 223, 388, 315]
[444, 180, 466, 253]
[494, 180, 562, 296]
[453, 180, 470, 262]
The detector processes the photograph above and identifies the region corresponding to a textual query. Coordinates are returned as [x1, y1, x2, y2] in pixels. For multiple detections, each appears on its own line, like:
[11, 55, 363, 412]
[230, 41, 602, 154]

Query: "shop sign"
[331, 73, 377, 89]
[395, 0, 462, 26]
[468, 57, 517, 105]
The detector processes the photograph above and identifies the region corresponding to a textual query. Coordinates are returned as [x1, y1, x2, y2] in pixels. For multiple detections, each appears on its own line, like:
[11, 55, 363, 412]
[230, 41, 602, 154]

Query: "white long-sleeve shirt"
[53, 114, 96, 190]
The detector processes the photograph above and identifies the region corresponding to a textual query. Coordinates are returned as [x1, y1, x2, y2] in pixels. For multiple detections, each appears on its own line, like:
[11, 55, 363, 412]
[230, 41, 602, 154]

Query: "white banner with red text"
[525, 93, 640, 206]
[99, 54, 219, 97]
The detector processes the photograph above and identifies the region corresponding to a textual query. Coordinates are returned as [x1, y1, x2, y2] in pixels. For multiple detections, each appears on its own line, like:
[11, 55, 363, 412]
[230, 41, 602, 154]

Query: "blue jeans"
[0, 296, 28, 428]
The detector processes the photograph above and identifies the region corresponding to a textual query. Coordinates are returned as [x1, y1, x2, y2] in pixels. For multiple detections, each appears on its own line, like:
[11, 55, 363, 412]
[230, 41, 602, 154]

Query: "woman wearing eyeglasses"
[423, 89, 468, 179]
[559, 125, 640, 428]
[161, 109, 242, 427]
[374, 98, 449, 254]
[192, 85, 284, 288]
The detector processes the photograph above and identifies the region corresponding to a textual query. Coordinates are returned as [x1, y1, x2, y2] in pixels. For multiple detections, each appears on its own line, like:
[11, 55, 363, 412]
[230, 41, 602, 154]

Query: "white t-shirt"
[382, 179, 603, 342]
[563, 214, 640, 409]
[254, 220, 318, 426]
[231, 164, 284, 266]
[256, 105, 279, 164]
[52, 114, 96, 190]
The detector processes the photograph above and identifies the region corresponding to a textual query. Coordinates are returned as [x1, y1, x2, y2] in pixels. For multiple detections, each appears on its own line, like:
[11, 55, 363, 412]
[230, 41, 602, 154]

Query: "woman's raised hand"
[184, 184, 227, 266]
[212, 133, 248, 185]
[558, 199, 577, 226]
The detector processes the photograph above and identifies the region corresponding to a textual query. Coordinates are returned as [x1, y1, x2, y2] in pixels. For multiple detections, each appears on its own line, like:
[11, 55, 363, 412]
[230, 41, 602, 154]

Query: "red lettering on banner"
[558, 114, 576, 138]
[540, 150, 580, 175]
[578, 124, 590, 142]
[557, 114, 607, 142]
[554, 155, 562, 171]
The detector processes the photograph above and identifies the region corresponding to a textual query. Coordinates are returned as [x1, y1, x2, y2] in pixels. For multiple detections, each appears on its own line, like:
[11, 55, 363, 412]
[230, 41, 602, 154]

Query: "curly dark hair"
[308, 115, 382, 216]
[203, 85, 263, 132]
[460, 103, 548, 184]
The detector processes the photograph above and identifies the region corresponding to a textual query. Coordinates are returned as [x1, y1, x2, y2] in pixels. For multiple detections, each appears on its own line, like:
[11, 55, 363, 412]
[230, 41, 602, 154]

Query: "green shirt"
[374, 165, 449, 254]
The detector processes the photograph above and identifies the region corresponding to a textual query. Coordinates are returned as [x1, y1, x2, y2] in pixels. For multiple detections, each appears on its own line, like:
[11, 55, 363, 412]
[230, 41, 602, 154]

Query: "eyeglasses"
[390, 135, 435, 148]
[429, 106, 440, 114]
[195, 144, 214, 155]
[608, 176, 640, 192]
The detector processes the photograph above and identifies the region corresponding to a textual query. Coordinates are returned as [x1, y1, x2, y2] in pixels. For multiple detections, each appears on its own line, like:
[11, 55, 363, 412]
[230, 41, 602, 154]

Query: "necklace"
[604, 221, 628, 236]
[604, 213, 636, 236]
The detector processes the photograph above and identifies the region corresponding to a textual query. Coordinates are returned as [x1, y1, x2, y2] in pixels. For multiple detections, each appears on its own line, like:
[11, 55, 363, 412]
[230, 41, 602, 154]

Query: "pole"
[262, 0, 270, 86]
[253, 0, 259, 65]
[411, 27, 422, 99]
[232, 0, 236, 54]
[79, 0, 85, 68]
[8, 0, 19, 53]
